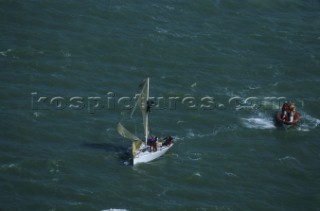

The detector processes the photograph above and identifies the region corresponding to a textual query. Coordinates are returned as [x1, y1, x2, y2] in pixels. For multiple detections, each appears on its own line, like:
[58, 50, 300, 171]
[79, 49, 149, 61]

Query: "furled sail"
[117, 122, 144, 157]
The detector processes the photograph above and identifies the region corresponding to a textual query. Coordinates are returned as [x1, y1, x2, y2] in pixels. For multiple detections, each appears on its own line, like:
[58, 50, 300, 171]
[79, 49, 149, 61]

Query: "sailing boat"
[117, 78, 174, 165]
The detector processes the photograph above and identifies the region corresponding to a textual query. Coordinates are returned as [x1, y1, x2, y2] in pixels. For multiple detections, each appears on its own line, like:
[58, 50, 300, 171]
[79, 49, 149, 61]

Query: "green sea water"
[1, 0, 320, 210]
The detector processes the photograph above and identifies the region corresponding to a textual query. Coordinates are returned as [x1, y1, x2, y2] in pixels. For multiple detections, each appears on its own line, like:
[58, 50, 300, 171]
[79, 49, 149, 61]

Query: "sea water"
[1, 0, 320, 210]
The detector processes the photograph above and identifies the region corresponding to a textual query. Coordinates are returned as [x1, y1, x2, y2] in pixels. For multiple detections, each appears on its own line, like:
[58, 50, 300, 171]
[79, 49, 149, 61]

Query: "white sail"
[130, 78, 150, 143]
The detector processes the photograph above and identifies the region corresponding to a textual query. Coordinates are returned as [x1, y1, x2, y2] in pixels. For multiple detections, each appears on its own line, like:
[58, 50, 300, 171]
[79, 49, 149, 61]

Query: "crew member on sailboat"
[147, 136, 158, 152]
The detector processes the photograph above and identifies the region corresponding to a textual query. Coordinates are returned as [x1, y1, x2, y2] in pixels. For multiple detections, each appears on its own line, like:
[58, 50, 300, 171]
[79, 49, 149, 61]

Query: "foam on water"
[193, 172, 201, 177]
[296, 113, 320, 132]
[248, 84, 261, 90]
[224, 172, 238, 177]
[1, 163, 19, 170]
[278, 156, 298, 162]
[102, 209, 129, 211]
[182, 128, 217, 140]
[2, 0, 320, 210]
[191, 82, 197, 92]
[187, 152, 202, 161]
[0, 48, 13, 57]
[181, 123, 240, 141]
[242, 113, 276, 129]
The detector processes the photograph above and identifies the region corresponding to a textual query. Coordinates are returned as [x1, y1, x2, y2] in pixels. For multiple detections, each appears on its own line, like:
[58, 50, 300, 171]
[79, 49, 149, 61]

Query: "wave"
[242, 113, 276, 129]
[278, 156, 298, 162]
[278, 156, 302, 171]
[224, 172, 238, 177]
[102, 209, 129, 211]
[0, 48, 13, 57]
[174, 122, 240, 144]
[187, 152, 202, 161]
[192, 172, 201, 177]
[296, 113, 320, 132]
[241, 110, 319, 132]
[248, 84, 261, 90]
[233, 97, 284, 111]
[1, 163, 19, 170]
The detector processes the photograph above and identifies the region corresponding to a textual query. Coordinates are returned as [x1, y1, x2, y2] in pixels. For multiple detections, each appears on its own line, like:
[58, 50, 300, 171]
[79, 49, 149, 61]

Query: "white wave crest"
[242, 117, 275, 129]
[278, 156, 298, 162]
[187, 152, 202, 161]
[224, 172, 238, 177]
[102, 209, 129, 211]
[0, 48, 12, 57]
[296, 113, 320, 132]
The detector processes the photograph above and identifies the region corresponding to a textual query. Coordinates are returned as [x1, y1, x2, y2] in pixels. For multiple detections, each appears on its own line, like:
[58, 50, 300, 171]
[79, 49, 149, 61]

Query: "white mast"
[145, 77, 150, 144]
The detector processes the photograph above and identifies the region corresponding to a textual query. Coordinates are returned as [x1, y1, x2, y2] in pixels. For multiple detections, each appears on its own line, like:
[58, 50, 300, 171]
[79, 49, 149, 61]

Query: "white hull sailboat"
[131, 141, 173, 165]
[117, 78, 173, 165]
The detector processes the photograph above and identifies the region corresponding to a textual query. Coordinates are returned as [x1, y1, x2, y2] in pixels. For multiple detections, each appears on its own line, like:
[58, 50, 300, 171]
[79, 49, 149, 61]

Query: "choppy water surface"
[1, 0, 320, 210]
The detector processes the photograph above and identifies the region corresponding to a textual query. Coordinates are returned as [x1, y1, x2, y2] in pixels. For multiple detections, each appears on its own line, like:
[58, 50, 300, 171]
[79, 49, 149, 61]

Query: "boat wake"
[173, 129, 214, 142]
[242, 113, 276, 129]
[296, 113, 320, 132]
[179, 125, 239, 141]
[241, 111, 319, 131]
